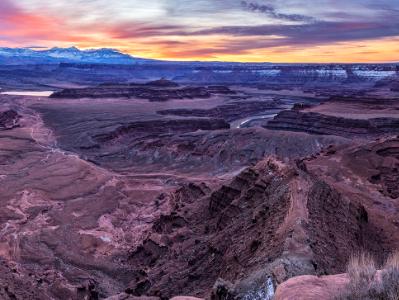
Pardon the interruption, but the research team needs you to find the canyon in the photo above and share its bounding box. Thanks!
[0,53,399,300]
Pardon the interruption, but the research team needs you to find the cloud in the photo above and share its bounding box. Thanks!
[193,19,399,48]
[0,0,22,24]
[0,0,101,46]
[109,24,186,39]
[2,0,399,62]
[241,1,314,22]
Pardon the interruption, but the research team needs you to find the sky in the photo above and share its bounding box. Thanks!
[1,0,399,62]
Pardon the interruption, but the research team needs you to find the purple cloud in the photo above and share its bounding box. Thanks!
[241,1,314,22]
[193,19,399,48]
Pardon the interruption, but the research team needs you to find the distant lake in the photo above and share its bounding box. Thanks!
[0,91,54,97]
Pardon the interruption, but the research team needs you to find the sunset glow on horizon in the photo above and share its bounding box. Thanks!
[1,0,399,63]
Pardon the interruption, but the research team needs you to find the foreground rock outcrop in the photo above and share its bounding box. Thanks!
[123,154,389,298]
[274,274,349,300]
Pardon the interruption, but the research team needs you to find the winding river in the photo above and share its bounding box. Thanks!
[0,91,54,97]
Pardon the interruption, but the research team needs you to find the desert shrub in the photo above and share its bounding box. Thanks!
[377,252,399,300]
[336,252,399,300]
[337,252,377,300]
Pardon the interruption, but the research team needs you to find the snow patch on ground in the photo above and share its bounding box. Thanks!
[353,70,396,78]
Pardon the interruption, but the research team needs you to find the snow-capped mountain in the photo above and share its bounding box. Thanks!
[0,47,150,65]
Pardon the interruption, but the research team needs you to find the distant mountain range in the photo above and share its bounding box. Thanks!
[2,47,397,67]
[0,47,153,65]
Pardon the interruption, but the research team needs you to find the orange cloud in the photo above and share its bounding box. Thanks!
[119,36,399,63]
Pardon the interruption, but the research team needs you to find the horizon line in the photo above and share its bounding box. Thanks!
[1,45,398,65]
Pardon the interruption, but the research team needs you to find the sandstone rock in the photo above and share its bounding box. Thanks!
[274,274,349,300]
[50,81,235,101]
[266,110,399,137]
[119,155,387,298]
[93,118,230,143]
[2,89,399,300]
[158,100,282,122]
[145,78,179,88]
[206,86,236,94]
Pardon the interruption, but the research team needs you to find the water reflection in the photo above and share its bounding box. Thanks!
[0,91,54,97]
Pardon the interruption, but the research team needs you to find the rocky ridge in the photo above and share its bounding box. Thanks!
[274,137,399,300]
[265,110,399,137]
[123,153,388,299]
[50,81,236,101]
[157,101,282,122]
[92,118,231,144]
